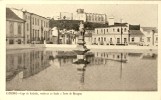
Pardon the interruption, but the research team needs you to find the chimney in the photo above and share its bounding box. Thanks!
[108,16,114,26]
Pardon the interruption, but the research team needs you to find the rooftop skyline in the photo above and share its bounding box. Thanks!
[6,4,158,27]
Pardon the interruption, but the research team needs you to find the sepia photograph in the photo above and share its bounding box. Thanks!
[5,4,158,91]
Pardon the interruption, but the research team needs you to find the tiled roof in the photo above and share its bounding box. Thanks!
[6,8,24,22]
[129,30,144,36]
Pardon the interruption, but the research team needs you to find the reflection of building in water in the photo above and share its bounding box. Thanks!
[46,51,128,66]
[87,52,128,65]
[6,49,51,81]
[140,52,157,59]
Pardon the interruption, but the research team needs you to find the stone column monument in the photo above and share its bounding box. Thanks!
[73,21,90,89]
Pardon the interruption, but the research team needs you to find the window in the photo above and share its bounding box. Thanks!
[101,16,104,21]
[117,38,120,44]
[104,37,106,41]
[17,39,21,44]
[117,28,120,32]
[140,37,142,42]
[110,38,112,42]
[18,23,21,35]
[98,16,100,21]
[38,19,39,26]
[33,29,34,40]
[113,28,115,32]
[106,29,108,32]
[98,37,100,41]
[92,15,94,21]
[124,38,127,43]
[38,30,39,39]
[9,39,14,44]
[89,16,91,20]
[156,37,158,42]
[33,17,34,25]
[97,30,98,34]
[9,22,14,35]
[124,28,127,32]
[27,23,29,31]
[147,37,151,42]
[104,29,105,34]
[132,37,134,42]
[113,55,115,58]
[95,16,97,21]
[35,30,37,39]
[41,20,43,26]
[86,15,89,21]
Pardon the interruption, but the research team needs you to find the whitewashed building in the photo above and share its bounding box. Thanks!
[141,27,158,46]
[92,23,129,45]
[73,9,107,24]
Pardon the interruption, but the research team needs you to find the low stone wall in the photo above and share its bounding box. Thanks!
[6,44,158,51]
[45,44,158,50]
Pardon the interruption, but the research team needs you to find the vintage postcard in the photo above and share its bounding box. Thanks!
[0,0,161,100]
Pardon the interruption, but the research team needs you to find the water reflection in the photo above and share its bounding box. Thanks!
[6,49,51,81]
[6,49,157,91]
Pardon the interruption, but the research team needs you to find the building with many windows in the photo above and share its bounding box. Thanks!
[9,8,50,44]
[92,22,129,45]
[73,9,107,24]
[6,8,25,45]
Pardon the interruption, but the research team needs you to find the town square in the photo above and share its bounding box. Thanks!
[5,4,158,91]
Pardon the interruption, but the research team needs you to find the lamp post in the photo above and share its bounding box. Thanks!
[152,30,155,46]
[120,19,123,45]
[128,30,130,45]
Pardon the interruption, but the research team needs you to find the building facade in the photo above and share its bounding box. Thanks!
[9,8,50,44]
[73,9,107,24]
[6,8,25,45]
[141,27,158,46]
[92,23,129,45]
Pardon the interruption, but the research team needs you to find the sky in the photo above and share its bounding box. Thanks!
[6,4,158,27]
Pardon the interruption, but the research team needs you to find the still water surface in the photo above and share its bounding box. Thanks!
[6,48,157,91]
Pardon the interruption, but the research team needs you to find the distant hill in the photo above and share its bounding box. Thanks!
[49,19,108,30]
